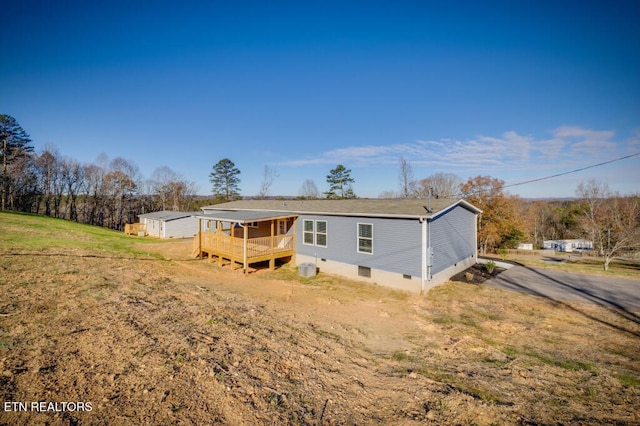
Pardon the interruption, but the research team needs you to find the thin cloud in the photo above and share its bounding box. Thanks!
[280,126,621,170]
[280,143,416,167]
[552,126,616,156]
[624,128,640,152]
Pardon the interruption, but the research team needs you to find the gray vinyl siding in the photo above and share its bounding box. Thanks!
[163,216,199,238]
[143,216,198,238]
[429,205,476,274]
[296,215,422,277]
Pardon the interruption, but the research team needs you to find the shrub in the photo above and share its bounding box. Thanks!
[485,260,496,274]
[497,248,509,260]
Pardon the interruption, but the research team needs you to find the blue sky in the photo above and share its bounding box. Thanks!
[2,0,639,198]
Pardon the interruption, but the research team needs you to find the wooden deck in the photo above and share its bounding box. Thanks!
[193,232,295,271]
[124,223,147,236]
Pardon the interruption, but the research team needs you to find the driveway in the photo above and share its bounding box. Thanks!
[485,265,640,313]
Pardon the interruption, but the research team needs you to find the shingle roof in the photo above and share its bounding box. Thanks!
[201,198,480,219]
[138,211,199,221]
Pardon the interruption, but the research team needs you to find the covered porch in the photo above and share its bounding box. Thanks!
[193,210,297,273]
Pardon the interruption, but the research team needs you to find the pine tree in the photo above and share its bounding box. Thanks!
[1,114,34,210]
[209,158,241,202]
[325,164,356,199]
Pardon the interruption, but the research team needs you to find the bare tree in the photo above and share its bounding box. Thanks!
[6,153,38,212]
[60,157,83,221]
[149,167,183,210]
[576,180,640,270]
[415,172,461,199]
[148,166,198,212]
[35,146,62,217]
[575,179,609,253]
[398,157,415,198]
[257,165,278,199]
[378,190,399,199]
[106,157,140,230]
[299,179,320,199]
[80,163,106,226]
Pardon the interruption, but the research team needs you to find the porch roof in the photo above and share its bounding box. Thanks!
[138,210,199,221]
[196,210,296,224]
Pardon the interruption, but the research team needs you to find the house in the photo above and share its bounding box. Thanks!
[194,198,481,293]
[543,239,593,253]
[138,211,200,239]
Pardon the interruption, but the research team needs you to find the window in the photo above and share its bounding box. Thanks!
[357,223,373,254]
[278,219,287,235]
[303,220,314,245]
[315,220,327,247]
[303,219,327,247]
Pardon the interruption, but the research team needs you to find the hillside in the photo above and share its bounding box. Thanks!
[0,212,639,425]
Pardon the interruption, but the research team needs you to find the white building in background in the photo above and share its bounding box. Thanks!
[138,211,200,239]
[543,239,593,252]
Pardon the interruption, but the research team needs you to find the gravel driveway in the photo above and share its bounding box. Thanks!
[485,265,640,313]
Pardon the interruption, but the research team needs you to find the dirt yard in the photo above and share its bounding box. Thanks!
[1,218,639,425]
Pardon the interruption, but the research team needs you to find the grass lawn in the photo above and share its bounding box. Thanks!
[1,211,638,425]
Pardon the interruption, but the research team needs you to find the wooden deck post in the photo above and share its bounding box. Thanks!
[229,222,235,270]
[217,221,223,266]
[291,216,297,264]
[269,219,275,270]
[243,223,248,274]
[198,219,202,260]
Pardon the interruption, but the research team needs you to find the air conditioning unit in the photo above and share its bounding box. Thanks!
[298,263,317,278]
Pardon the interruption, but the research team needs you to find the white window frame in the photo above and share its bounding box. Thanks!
[303,219,315,246]
[357,223,373,254]
[302,219,327,247]
[315,220,327,248]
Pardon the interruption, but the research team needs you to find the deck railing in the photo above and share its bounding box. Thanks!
[195,232,294,260]
[124,223,147,236]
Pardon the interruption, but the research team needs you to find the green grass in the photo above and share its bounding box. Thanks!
[614,371,640,387]
[0,211,165,258]
[505,253,640,280]
[526,350,598,373]
[416,367,508,405]
[501,346,518,357]
[392,351,409,361]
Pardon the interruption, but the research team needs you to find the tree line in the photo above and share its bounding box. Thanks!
[392,157,639,268]
[0,115,361,230]
[3,115,638,267]
[1,115,197,230]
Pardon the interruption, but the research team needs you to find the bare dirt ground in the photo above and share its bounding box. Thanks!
[1,236,639,425]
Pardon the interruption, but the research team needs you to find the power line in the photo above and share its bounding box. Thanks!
[503,151,640,190]
[446,151,640,199]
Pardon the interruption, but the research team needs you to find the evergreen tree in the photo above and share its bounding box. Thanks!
[209,158,241,201]
[325,164,356,199]
[1,114,34,210]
